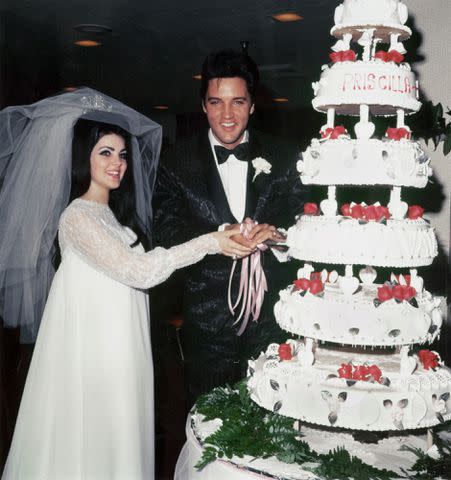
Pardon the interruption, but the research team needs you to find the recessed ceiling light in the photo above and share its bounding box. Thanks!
[74,40,101,47]
[63,86,78,92]
[192,74,202,80]
[74,24,112,34]
[272,12,303,22]
[273,97,289,103]
[154,105,169,110]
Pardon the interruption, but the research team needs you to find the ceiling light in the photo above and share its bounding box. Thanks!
[74,40,101,47]
[154,105,169,110]
[74,24,112,34]
[273,98,289,103]
[63,86,78,92]
[272,12,303,22]
[192,74,202,80]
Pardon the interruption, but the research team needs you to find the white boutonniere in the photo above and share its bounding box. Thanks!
[252,157,271,181]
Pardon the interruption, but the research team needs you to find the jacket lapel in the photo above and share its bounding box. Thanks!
[198,135,237,224]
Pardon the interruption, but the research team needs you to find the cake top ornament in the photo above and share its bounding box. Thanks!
[332,0,411,41]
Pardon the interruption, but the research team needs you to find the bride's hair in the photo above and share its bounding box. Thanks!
[70,119,149,249]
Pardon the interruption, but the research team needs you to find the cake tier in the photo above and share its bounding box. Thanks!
[286,216,437,267]
[299,138,431,187]
[331,0,411,42]
[274,282,442,347]
[312,61,420,116]
[248,345,451,431]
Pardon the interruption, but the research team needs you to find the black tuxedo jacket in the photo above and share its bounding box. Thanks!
[152,129,307,363]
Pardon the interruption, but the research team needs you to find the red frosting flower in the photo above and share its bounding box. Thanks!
[304,202,319,215]
[363,205,378,221]
[392,284,405,301]
[386,127,411,141]
[375,50,405,63]
[376,205,390,220]
[367,365,383,383]
[309,279,324,295]
[402,285,417,300]
[329,49,356,63]
[278,343,293,361]
[418,350,439,370]
[293,278,310,291]
[353,365,370,381]
[341,203,351,216]
[321,125,348,140]
[377,285,393,302]
[338,363,353,379]
[310,272,322,281]
[350,204,365,219]
[408,205,425,220]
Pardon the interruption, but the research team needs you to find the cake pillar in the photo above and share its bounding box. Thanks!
[396,109,405,128]
[354,104,375,139]
[320,185,338,216]
[388,186,408,219]
[327,108,335,128]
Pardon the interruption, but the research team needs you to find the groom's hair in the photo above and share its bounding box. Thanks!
[200,49,259,101]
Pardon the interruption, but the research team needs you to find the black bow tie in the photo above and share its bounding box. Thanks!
[214,143,249,165]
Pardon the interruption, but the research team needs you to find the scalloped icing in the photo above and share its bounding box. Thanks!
[312,61,421,116]
[299,138,431,187]
[286,216,438,268]
[247,346,451,431]
[274,283,442,347]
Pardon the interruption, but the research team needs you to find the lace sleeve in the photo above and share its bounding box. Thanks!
[59,204,220,289]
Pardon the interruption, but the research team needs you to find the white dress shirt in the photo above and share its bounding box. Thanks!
[209,129,249,223]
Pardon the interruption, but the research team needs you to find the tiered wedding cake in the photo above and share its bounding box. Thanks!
[247,0,451,433]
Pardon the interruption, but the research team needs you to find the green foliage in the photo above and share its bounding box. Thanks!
[194,382,398,479]
[413,101,451,156]
[400,428,451,480]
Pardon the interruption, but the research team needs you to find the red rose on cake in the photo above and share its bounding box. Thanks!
[402,285,417,301]
[304,202,319,215]
[418,350,440,370]
[408,205,425,220]
[293,278,310,291]
[377,285,393,302]
[363,205,378,221]
[350,203,365,219]
[337,363,353,379]
[376,205,390,220]
[309,279,324,295]
[278,343,293,361]
[341,203,351,217]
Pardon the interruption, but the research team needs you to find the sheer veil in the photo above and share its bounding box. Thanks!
[0,87,162,342]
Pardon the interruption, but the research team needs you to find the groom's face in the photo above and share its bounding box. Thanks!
[203,77,254,149]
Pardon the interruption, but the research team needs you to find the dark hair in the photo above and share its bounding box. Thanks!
[200,49,260,102]
[70,118,149,250]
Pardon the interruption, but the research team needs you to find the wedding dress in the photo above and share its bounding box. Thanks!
[2,198,220,480]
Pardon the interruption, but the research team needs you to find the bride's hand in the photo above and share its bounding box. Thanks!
[211,226,253,259]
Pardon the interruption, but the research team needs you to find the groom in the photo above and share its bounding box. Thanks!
[153,49,307,408]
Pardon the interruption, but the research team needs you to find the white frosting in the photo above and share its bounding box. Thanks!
[299,138,431,187]
[331,0,411,41]
[274,282,443,347]
[312,61,421,116]
[248,346,451,431]
[286,216,438,267]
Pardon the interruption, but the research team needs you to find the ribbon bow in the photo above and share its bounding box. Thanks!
[320,125,348,140]
[374,50,405,64]
[228,221,268,336]
[215,143,249,165]
[329,50,356,63]
[386,127,411,141]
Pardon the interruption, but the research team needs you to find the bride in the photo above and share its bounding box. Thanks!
[0,89,253,479]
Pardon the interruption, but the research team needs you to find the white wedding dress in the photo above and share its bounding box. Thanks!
[2,198,220,480]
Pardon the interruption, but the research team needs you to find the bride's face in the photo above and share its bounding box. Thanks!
[89,133,128,193]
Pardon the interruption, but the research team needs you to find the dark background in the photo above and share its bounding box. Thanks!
[0,1,449,478]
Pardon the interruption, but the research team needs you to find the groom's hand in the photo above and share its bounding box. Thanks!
[224,222,255,251]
